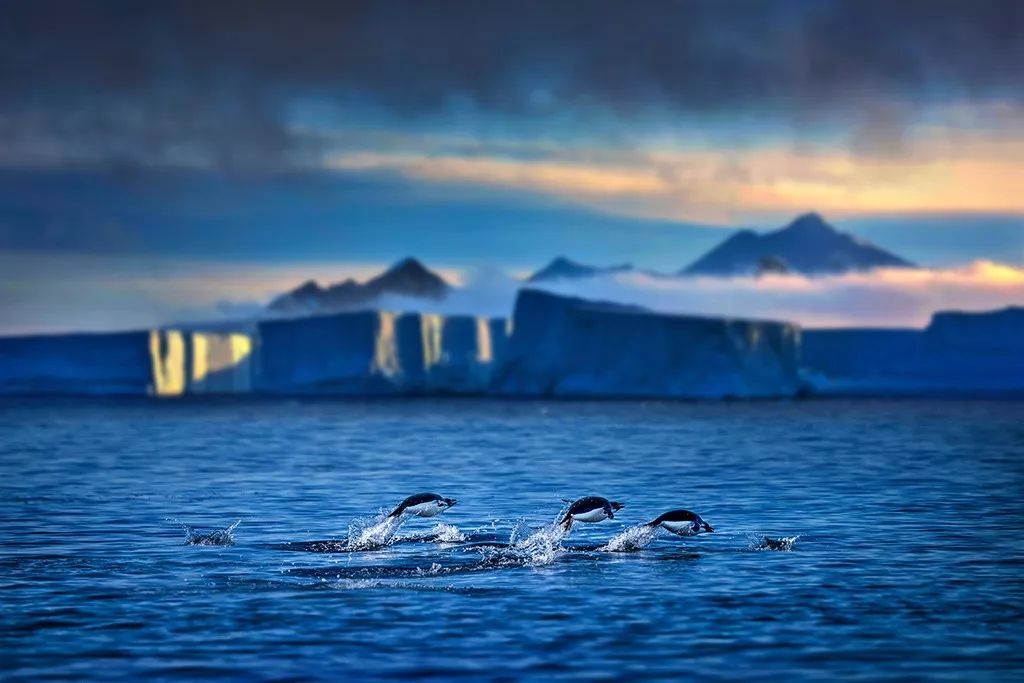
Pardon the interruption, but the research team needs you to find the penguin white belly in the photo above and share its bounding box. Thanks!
[661,520,697,535]
[406,501,443,517]
[573,508,609,523]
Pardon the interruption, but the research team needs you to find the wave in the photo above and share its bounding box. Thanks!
[272,522,470,553]
[274,524,806,588]
[287,523,568,584]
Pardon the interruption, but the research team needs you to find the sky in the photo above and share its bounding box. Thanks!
[0,0,1022,333]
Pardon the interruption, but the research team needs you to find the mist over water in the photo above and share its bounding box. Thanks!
[1,398,1023,680]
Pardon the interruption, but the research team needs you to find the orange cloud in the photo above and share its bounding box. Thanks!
[326,152,671,196]
[321,114,1024,223]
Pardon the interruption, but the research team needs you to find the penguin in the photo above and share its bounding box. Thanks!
[559,496,624,531]
[387,493,457,519]
[645,509,714,536]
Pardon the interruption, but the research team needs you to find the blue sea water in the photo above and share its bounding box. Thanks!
[1,398,1023,681]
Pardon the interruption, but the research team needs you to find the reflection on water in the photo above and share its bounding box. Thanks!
[1,398,1023,681]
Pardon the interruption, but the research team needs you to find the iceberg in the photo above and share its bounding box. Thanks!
[255,310,506,394]
[6,298,1016,399]
[0,330,154,395]
[0,328,254,396]
[493,289,802,398]
[802,306,1024,395]
[150,330,254,396]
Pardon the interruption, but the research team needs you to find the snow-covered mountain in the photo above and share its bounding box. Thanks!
[268,258,449,314]
[682,212,915,276]
[528,256,633,282]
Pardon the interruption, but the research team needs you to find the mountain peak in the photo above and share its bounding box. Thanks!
[383,257,431,277]
[529,256,633,282]
[370,258,448,293]
[682,212,914,276]
[291,280,323,296]
[785,212,832,234]
[269,258,449,314]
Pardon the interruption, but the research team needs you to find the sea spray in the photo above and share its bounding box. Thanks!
[396,522,467,544]
[346,513,404,550]
[181,520,241,546]
[498,523,567,566]
[747,534,800,551]
[429,523,467,543]
[601,524,658,552]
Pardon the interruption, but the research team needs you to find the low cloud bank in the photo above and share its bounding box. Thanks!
[3,252,1021,335]
[397,261,1024,329]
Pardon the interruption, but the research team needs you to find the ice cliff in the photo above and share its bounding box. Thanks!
[255,311,506,394]
[150,330,254,396]
[493,289,802,398]
[0,329,253,396]
[0,331,154,395]
[3,298,1019,399]
[802,306,1024,395]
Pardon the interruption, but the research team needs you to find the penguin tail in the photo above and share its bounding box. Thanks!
[387,506,404,519]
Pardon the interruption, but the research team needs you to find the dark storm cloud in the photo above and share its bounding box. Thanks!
[0,0,1021,170]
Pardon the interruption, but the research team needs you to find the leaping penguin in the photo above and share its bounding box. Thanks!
[387,493,457,519]
[559,496,624,531]
[645,509,714,536]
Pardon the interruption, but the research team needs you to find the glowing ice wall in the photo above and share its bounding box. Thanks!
[189,332,253,394]
[420,314,444,372]
[149,330,187,396]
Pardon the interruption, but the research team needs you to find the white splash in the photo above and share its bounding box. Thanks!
[504,523,567,566]
[601,524,658,552]
[396,522,467,544]
[415,563,445,577]
[346,513,404,550]
[430,523,467,544]
[747,534,800,551]
[181,519,240,546]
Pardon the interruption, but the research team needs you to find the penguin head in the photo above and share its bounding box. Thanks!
[694,516,714,533]
[440,497,457,509]
[605,501,624,519]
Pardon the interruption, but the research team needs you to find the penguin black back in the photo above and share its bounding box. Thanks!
[559,496,625,530]
[646,508,714,534]
[388,492,443,518]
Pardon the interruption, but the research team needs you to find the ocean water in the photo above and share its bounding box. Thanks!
[1,398,1022,681]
